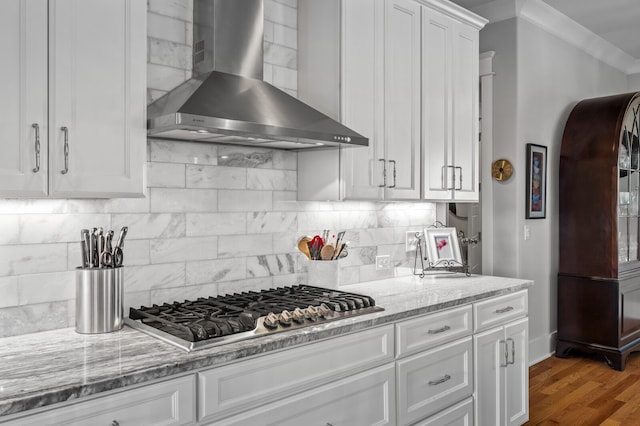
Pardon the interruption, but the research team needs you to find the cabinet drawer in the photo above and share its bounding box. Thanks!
[414,397,473,426]
[3,375,195,426]
[474,290,528,332]
[215,363,396,426]
[396,337,473,426]
[396,305,472,358]
[198,325,394,423]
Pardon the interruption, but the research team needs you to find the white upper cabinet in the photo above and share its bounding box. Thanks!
[298,0,485,202]
[0,0,146,198]
[422,6,481,201]
[383,0,422,200]
[49,0,146,198]
[341,0,420,201]
[340,0,385,200]
[0,0,48,197]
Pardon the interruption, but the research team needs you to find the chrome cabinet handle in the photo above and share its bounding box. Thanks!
[495,306,514,314]
[500,339,508,367]
[506,337,515,365]
[446,165,456,190]
[378,158,386,187]
[32,123,40,173]
[427,325,451,334]
[388,159,397,188]
[428,374,451,385]
[60,126,69,174]
[455,166,463,190]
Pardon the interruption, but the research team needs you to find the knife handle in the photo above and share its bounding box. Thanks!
[80,229,90,268]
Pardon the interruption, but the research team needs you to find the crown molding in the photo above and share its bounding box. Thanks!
[469,0,639,75]
[418,0,489,29]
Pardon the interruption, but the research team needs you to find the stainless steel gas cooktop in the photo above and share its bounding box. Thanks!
[124,285,384,352]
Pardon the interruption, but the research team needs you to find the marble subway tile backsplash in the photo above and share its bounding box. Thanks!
[0,141,436,337]
[0,0,437,338]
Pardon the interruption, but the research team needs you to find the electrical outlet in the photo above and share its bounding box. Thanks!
[406,230,421,252]
[375,254,391,270]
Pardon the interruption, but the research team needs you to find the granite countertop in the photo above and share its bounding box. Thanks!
[0,274,532,419]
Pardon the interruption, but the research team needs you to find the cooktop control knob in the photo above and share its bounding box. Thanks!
[263,312,280,329]
[305,306,319,321]
[279,310,292,326]
[292,308,306,324]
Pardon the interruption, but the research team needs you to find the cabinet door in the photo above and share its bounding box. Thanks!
[474,318,528,426]
[451,20,479,201]
[505,318,529,426]
[384,0,421,200]
[473,326,503,426]
[341,0,385,200]
[49,0,145,198]
[215,364,396,426]
[421,7,454,201]
[0,0,48,197]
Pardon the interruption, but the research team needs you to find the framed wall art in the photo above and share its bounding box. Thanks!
[424,227,462,267]
[526,143,547,219]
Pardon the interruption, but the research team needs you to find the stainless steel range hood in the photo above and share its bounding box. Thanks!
[147,0,368,150]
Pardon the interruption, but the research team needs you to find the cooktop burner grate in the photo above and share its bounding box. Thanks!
[125,285,383,351]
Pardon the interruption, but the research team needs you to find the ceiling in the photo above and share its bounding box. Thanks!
[450,0,640,62]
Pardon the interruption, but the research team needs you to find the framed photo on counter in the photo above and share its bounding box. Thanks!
[424,227,462,267]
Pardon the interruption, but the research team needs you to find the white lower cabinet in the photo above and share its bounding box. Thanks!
[2,375,195,426]
[213,363,396,426]
[473,292,529,426]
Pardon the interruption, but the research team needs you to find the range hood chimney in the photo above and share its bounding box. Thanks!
[147,0,368,150]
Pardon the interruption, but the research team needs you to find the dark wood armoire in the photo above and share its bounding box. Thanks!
[558,92,640,370]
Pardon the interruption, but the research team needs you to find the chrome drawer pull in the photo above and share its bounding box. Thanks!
[427,325,451,334]
[32,123,41,173]
[495,306,514,314]
[60,126,69,174]
[428,374,451,386]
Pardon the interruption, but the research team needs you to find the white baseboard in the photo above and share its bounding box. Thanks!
[529,331,557,366]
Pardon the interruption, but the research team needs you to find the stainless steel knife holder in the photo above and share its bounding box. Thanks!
[75,267,123,334]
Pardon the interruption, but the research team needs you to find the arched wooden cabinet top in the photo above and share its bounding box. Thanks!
[560,92,640,279]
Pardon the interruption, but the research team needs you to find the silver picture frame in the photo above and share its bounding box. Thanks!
[423,227,463,267]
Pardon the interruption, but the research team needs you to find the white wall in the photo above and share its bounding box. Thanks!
[480,17,629,363]
[630,74,640,91]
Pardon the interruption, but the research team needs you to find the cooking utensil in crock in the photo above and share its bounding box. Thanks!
[297,236,312,259]
[320,244,335,260]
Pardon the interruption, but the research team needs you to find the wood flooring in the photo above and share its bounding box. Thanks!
[526,352,640,425]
